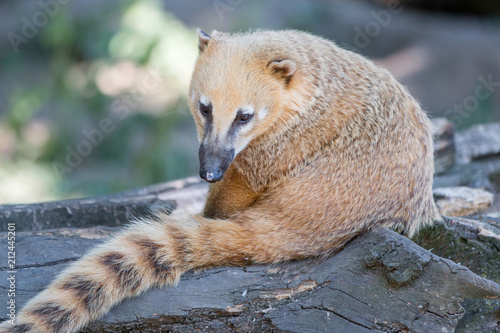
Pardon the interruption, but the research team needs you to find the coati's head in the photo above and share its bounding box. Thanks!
[189,30,298,183]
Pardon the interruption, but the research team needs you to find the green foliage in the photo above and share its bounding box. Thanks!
[0,0,198,203]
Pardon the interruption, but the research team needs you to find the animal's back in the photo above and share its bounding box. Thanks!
[230,30,439,252]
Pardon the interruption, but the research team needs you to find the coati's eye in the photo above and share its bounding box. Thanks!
[199,103,212,116]
[238,113,253,124]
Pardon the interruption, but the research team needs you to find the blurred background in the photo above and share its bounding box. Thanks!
[0,0,499,204]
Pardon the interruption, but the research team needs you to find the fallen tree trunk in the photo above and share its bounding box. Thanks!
[1,220,499,332]
[416,215,500,332]
[0,177,206,232]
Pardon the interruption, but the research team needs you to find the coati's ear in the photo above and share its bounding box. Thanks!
[268,59,297,84]
[197,29,212,53]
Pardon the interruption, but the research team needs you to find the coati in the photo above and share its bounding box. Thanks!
[1,29,440,333]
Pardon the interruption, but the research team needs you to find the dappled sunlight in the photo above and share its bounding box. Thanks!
[108,0,197,88]
[0,0,200,203]
[102,0,198,114]
[0,118,55,204]
[95,61,143,96]
[148,19,197,88]
[22,120,50,145]
[94,61,181,115]
[21,120,51,159]
[0,123,16,157]
[0,160,59,204]
[64,63,92,95]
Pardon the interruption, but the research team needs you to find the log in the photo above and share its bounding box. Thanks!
[416,215,500,332]
[455,122,500,164]
[0,177,207,232]
[1,219,499,332]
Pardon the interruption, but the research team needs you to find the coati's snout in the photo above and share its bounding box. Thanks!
[199,143,235,182]
[190,29,298,183]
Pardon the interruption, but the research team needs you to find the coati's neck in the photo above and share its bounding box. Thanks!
[233,61,344,192]
[233,109,335,192]
[232,42,347,192]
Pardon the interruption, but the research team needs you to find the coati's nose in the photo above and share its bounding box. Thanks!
[199,167,224,183]
[198,143,235,183]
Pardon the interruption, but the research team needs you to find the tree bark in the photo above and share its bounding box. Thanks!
[1,218,499,332]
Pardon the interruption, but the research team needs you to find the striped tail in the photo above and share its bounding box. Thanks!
[0,212,260,333]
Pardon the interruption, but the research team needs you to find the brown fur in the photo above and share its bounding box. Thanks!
[0,30,440,333]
